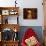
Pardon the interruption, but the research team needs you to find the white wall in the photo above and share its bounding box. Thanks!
[0,0,44,26]
[18,0,44,26]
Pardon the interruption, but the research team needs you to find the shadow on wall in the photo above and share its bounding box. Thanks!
[18,26,44,45]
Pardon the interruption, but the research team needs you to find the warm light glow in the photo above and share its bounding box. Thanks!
[0,15,1,17]
[0,32,1,41]
[14,28,17,32]
[0,15,1,20]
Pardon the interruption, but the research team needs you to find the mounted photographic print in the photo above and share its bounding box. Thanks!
[2,10,9,15]
[23,8,37,19]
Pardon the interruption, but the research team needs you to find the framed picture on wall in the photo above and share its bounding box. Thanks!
[23,8,37,19]
[2,10,9,15]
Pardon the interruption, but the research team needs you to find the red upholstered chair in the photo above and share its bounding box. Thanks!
[21,28,41,46]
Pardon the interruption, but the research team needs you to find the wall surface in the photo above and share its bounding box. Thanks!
[0,0,44,26]
[18,0,44,26]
